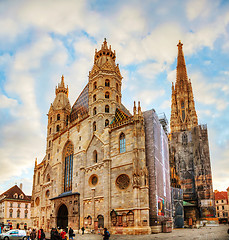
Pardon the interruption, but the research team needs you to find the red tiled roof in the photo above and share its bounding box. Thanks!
[214,191,228,200]
[0,185,31,201]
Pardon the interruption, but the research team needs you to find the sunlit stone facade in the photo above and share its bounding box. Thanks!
[31,39,172,235]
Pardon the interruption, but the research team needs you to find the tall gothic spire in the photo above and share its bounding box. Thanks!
[170,41,198,133]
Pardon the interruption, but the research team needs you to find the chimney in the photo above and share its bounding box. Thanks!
[19,183,23,191]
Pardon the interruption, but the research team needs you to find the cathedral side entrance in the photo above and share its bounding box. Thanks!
[57,204,68,230]
[50,192,80,231]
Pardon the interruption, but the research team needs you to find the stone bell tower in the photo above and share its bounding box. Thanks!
[169,41,214,225]
[88,38,123,135]
[46,75,71,162]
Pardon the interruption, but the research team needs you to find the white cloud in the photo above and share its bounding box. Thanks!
[137,89,165,106]
[0,95,17,108]
[137,62,166,79]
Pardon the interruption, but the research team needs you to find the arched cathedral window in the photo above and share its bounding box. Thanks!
[63,142,74,192]
[105,79,110,87]
[119,133,126,153]
[94,81,97,89]
[93,107,97,115]
[56,125,60,132]
[93,150,98,163]
[105,119,109,127]
[105,105,109,113]
[93,121,96,131]
[182,132,188,145]
[57,114,60,121]
[105,92,110,99]
[181,101,185,121]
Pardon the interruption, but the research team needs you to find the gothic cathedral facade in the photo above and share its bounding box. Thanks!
[31,40,172,235]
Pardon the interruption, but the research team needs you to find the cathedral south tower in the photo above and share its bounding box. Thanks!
[170,40,198,133]
[169,41,215,226]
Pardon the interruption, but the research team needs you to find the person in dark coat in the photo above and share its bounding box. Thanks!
[81,227,84,235]
[30,229,36,240]
[68,227,74,240]
[103,228,110,240]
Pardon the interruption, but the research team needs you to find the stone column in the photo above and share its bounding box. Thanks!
[91,188,95,231]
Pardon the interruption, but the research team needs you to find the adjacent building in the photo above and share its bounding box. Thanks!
[31,39,172,235]
[0,185,32,229]
[214,189,229,223]
[169,41,215,226]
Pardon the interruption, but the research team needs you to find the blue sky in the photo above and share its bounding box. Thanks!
[0,0,229,194]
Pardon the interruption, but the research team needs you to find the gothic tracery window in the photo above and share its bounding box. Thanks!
[116,174,130,190]
[63,142,74,192]
[119,133,126,153]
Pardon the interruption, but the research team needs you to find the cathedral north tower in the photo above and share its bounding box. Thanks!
[88,39,123,134]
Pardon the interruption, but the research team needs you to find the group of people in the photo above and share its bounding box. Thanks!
[25,226,110,240]
[26,228,45,240]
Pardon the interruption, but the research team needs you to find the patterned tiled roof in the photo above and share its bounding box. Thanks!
[70,84,89,122]
[111,108,130,124]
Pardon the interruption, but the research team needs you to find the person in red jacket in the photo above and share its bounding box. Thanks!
[60,229,66,240]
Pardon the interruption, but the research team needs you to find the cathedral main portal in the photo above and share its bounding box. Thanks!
[57,204,68,230]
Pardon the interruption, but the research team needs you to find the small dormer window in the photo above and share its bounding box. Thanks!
[19,194,24,199]
[13,193,18,198]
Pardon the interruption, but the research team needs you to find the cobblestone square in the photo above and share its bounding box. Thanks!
[72,225,229,240]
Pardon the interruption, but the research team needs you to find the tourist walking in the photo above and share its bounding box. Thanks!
[103,228,110,240]
[30,229,36,240]
[81,227,84,235]
[68,227,74,240]
[60,229,66,240]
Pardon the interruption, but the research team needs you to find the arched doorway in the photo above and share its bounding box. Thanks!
[97,215,104,228]
[57,204,68,230]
